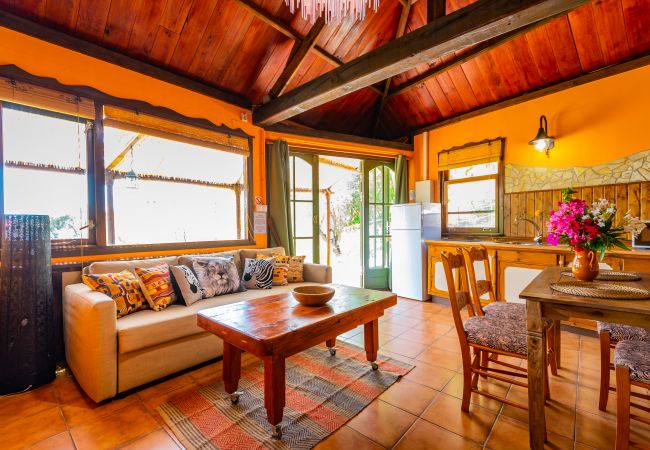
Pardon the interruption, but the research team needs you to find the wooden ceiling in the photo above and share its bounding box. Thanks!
[1,0,649,140]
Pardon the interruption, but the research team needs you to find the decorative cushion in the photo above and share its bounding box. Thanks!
[82,271,148,318]
[242,257,275,289]
[192,257,242,298]
[463,316,527,356]
[169,265,203,306]
[134,264,176,311]
[484,302,553,327]
[257,253,288,286]
[178,250,242,276]
[614,340,650,383]
[275,255,305,282]
[597,322,650,342]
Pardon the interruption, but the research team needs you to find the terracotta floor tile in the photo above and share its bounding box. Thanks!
[393,418,482,450]
[314,426,386,450]
[486,414,574,450]
[347,399,417,448]
[27,431,75,450]
[403,361,456,390]
[575,410,617,448]
[442,373,506,413]
[383,314,421,328]
[398,328,447,345]
[348,331,393,348]
[339,326,363,339]
[62,393,141,428]
[415,347,463,372]
[70,402,160,450]
[119,429,180,450]
[379,337,429,359]
[0,406,66,450]
[428,335,462,354]
[378,379,438,416]
[377,348,415,365]
[0,384,58,423]
[502,385,576,439]
[140,380,201,413]
[377,321,411,337]
[421,392,497,444]
[136,373,194,399]
[53,376,86,405]
[188,360,224,386]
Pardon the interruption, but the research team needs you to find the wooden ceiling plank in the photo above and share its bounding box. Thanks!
[148,26,181,65]
[544,16,582,78]
[412,49,650,136]
[167,0,220,72]
[567,5,605,72]
[254,0,592,127]
[591,0,632,64]
[621,0,650,54]
[45,0,80,30]
[75,0,112,41]
[446,65,478,110]
[127,0,169,58]
[102,0,143,49]
[160,0,195,34]
[0,9,251,108]
[427,0,446,23]
[524,25,562,84]
[269,16,326,98]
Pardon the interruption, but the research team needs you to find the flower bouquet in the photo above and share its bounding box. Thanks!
[545,188,646,281]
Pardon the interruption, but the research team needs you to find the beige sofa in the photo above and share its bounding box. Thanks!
[63,247,332,403]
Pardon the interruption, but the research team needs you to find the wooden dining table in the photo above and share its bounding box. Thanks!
[520,266,650,450]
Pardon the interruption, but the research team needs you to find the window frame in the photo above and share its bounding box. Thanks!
[0,101,98,248]
[441,159,504,237]
[0,69,256,258]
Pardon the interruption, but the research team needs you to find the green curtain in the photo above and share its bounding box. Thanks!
[394,155,408,204]
[266,140,295,255]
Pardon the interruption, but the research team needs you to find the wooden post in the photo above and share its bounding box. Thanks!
[105,177,115,245]
[326,190,331,266]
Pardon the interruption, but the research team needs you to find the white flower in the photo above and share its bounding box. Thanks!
[597,220,606,228]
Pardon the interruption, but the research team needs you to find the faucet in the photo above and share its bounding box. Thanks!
[515,216,543,245]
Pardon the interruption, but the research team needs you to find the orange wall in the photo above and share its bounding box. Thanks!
[410,63,650,199]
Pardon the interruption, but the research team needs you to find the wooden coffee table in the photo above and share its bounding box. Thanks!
[197,284,397,439]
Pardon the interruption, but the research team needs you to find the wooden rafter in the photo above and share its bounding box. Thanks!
[105,134,146,170]
[427,0,447,23]
[269,16,326,99]
[233,0,384,96]
[372,0,416,136]
[106,170,243,190]
[253,0,591,127]
[386,25,539,100]
[318,156,358,172]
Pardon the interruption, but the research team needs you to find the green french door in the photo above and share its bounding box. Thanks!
[289,153,320,263]
[362,161,395,289]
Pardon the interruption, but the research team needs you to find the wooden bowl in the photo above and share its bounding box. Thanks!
[292,286,335,306]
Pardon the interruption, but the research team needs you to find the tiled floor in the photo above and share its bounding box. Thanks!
[3,297,650,449]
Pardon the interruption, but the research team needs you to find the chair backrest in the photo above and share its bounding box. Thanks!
[463,245,497,316]
[440,249,476,345]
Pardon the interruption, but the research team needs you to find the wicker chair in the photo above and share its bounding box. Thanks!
[613,340,650,449]
[462,245,558,376]
[598,322,650,410]
[440,249,551,412]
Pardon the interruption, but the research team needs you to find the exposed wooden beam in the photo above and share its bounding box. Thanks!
[269,16,326,99]
[265,123,413,151]
[386,26,534,99]
[233,0,383,96]
[372,0,414,136]
[0,11,251,109]
[410,50,650,135]
[253,0,590,126]
[427,0,447,23]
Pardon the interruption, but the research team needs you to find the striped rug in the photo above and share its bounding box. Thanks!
[158,342,413,449]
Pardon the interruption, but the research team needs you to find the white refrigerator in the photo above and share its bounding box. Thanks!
[390,203,442,301]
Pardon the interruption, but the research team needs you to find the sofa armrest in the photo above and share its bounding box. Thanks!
[303,263,333,284]
[63,284,118,402]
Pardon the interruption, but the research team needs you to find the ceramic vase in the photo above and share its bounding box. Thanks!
[572,247,599,282]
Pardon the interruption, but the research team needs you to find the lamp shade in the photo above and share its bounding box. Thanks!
[529,115,555,155]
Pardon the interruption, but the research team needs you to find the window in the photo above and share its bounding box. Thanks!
[1,103,92,242]
[367,165,394,268]
[103,126,248,246]
[440,139,503,235]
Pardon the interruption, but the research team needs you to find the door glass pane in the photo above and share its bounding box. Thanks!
[384,205,391,235]
[294,202,313,237]
[295,238,313,263]
[369,237,376,268]
[369,205,375,237]
[369,168,375,203]
[374,205,383,236]
[374,168,383,203]
[387,169,395,203]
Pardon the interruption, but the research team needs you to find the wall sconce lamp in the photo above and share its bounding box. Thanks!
[529,115,555,157]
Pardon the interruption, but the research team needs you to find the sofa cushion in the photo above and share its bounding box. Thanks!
[116,282,320,354]
[179,250,242,275]
[88,257,179,276]
[240,246,285,262]
[82,271,149,318]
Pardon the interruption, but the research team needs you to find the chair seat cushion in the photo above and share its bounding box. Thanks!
[614,340,650,383]
[116,282,320,354]
[484,302,552,327]
[463,316,527,356]
[597,322,650,342]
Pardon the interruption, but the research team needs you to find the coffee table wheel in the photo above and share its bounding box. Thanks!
[272,424,282,440]
[371,362,379,371]
[329,347,336,356]
[229,392,241,404]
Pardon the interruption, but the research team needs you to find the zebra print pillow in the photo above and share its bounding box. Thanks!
[242,257,275,290]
